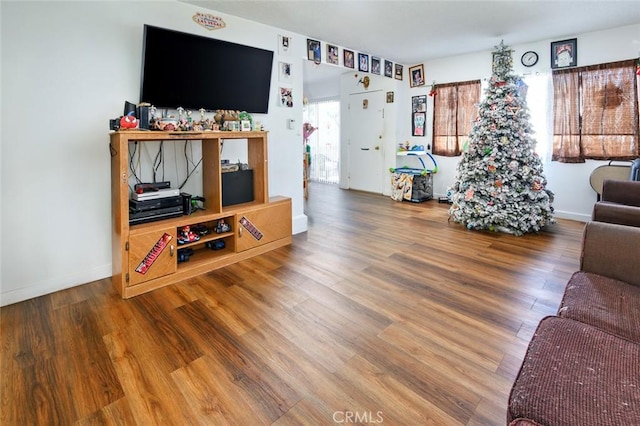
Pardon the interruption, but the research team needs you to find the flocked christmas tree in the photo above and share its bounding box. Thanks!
[448,41,555,235]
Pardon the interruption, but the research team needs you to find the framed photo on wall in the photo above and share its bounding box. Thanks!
[395,64,403,80]
[371,57,381,75]
[278,34,292,56]
[307,38,321,62]
[344,49,355,69]
[279,61,292,81]
[409,64,425,87]
[358,53,369,72]
[551,38,577,69]
[412,112,426,136]
[384,60,393,78]
[412,95,427,113]
[386,91,394,103]
[327,44,339,65]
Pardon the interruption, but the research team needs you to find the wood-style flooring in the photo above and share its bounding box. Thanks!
[1,182,585,425]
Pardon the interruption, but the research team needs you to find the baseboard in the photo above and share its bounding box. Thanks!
[0,264,112,307]
[553,210,590,222]
[293,213,308,234]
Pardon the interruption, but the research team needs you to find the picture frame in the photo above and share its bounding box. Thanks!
[551,38,577,69]
[307,38,321,62]
[412,112,426,137]
[371,57,381,75]
[279,87,293,108]
[384,60,393,78]
[394,64,403,80]
[240,120,251,131]
[327,44,339,65]
[358,53,369,72]
[412,95,427,113]
[409,64,425,88]
[278,34,291,56]
[344,49,355,69]
[279,61,292,81]
[386,91,394,103]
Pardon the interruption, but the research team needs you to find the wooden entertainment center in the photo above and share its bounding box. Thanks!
[110,130,292,298]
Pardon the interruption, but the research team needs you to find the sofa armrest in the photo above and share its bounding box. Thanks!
[592,202,640,227]
[601,179,640,207]
[581,221,640,287]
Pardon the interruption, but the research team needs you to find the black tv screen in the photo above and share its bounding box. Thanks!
[140,25,274,113]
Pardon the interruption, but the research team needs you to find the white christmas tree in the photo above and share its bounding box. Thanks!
[448,41,555,235]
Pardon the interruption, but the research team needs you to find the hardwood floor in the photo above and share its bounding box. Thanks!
[1,182,585,425]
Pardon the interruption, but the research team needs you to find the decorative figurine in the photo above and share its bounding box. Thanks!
[215,219,231,234]
[119,111,138,129]
[178,225,200,244]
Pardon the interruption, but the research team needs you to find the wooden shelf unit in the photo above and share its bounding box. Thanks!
[110,130,292,298]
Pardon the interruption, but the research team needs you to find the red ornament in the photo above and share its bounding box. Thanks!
[120,113,138,129]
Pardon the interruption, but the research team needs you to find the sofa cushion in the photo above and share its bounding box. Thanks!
[592,202,640,227]
[559,271,640,343]
[508,316,640,425]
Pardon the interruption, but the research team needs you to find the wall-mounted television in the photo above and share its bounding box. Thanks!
[140,25,274,113]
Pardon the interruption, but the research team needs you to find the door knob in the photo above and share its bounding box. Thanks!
[375,146,380,150]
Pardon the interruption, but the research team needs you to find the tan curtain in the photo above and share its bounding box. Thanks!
[457,81,481,147]
[581,61,638,159]
[552,59,638,163]
[432,80,480,156]
[552,69,582,162]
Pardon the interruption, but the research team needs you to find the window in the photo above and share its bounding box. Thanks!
[302,100,340,184]
[522,73,553,162]
[432,80,481,156]
[552,59,639,163]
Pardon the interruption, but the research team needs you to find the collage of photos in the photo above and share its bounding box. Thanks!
[304,37,403,82]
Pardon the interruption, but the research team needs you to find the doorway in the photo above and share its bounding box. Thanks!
[303,100,340,184]
[347,90,384,193]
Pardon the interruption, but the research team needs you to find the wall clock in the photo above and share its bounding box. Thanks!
[521,51,539,67]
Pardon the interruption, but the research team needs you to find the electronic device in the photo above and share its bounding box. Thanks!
[128,206,183,225]
[129,196,182,213]
[140,25,274,113]
[132,188,180,201]
[134,181,171,193]
[222,170,254,206]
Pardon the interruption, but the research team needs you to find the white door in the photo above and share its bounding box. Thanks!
[348,90,384,193]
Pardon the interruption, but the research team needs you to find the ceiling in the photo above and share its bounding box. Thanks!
[182,0,640,66]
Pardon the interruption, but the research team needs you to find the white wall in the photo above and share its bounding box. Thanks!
[0,1,307,306]
[418,24,640,221]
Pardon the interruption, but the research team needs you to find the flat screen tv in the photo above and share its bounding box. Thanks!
[140,25,274,113]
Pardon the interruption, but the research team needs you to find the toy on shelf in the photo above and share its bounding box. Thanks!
[177,225,200,245]
[215,219,232,234]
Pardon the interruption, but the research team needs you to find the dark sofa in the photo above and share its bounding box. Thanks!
[507,221,640,425]
[592,179,640,227]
